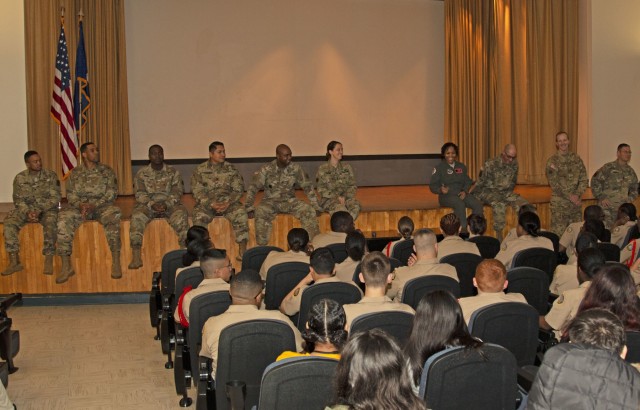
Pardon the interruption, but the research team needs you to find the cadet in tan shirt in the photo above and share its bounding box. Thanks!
[610,203,637,247]
[311,211,354,250]
[495,211,554,269]
[388,228,458,302]
[559,205,604,263]
[260,228,310,280]
[436,213,481,261]
[335,231,366,283]
[549,232,599,295]
[458,259,527,324]
[342,251,414,330]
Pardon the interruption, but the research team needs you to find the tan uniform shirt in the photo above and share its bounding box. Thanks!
[343,295,415,331]
[559,221,583,264]
[388,258,458,302]
[458,291,528,324]
[175,278,230,323]
[280,276,346,316]
[502,228,518,246]
[495,235,554,269]
[549,263,579,296]
[437,236,481,261]
[545,281,591,338]
[335,257,360,283]
[259,250,310,280]
[175,261,200,280]
[621,239,639,267]
[311,231,347,249]
[611,221,636,248]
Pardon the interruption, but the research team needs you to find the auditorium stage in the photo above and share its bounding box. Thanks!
[0,185,622,296]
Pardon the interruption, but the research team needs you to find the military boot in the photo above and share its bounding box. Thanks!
[57,255,75,284]
[43,255,54,275]
[128,247,143,269]
[236,240,247,262]
[1,253,23,276]
[111,251,122,279]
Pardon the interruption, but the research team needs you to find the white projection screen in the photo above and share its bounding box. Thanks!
[125,0,444,160]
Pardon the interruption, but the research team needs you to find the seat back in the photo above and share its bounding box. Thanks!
[188,291,232,375]
[401,275,461,309]
[325,242,348,264]
[468,236,501,259]
[349,311,414,347]
[391,239,414,266]
[512,247,557,283]
[216,320,296,410]
[625,331,640,363]
[538,231,560,253]
[418,344,518,410]
[440,253,483,298]
[469,302,539,367]
[264,262,310,310]
[173,266,204,314]
[242,246,284,272]
[297,282,362,331]
[257,356,338,410]
[352,258,402,293]
[597,242,621,262]
[161,249,188,295]
[506,267,550,315]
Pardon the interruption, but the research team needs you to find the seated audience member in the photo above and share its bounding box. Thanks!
[559,205,605,263]
[342,251,414,330]
[387,229,458,302]
[280,247,348,316]
[384,216,414,257]
[540,248,606,339]
[326,329,426,410]
[611,203,637,247]
[458,259,527,324]
[404,290,482,393]
[175,248,233,325]
[259,228,310,280]
[200,269,302,377]
[495,211,554,269]
[335,231,367,283]
[176,227,214,279]
[311,211,354,249]
[277,299,347,361]
[620,225,640,267]
[436,213,481,261]
[528,309,640,410]
[549,232,598,295]
[467,213,488,238]
[501,203,538,245]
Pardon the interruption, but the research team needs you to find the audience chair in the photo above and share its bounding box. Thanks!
[625,331,640,364]
[0,294,21,377]
[391,239,414,266]
[597,242,621,262]
[506,267,550,315]
[468,236,501,259]
[296,282,362,332]
[325,243,348,264]
[439,253,483,298]
[401,275,460,310]
[349,311,414,347]
[173,267,204,316]
[264,262,310,310]
[242,246,284,272]
[150,249,187,336]
[351,257,402,293]
[538,231,560,253]
[256,356,338,410]
[511,248,557,284]
[622,225,640,248]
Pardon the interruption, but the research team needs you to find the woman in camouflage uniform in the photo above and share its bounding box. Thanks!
[315,141,361,220]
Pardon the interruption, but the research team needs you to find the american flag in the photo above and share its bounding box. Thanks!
[50,19,78,177]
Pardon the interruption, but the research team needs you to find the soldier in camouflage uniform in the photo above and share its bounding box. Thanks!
[128,145,188,269]
[472,144,528,241]
[191,141,248,260]
[315,140,361,220]
[245,144,322,245]
[591,143,638,228]
[545,132,588,236]
[2,151,60,277]
[56,142,122,283]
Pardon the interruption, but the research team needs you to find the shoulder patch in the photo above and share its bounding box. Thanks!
[501,243,508,251]
[432,168,437,175]
[293,288,300,297]
[566,226,573,233]
[628,243,634,251]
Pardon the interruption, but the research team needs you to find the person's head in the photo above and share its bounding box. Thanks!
[405,291,482,385]
[440,142,459,164]
[501,144,517,164]
[24,150,42,172]
[467,214,487,236]
[330,211,355,233]
[577,247,606,283]
[473,259,508,293]
[518,204,538,217]
[555,131,570,153]
[80,142,99,163]
[568,308,627,357]
[208,141,226,164]
[584,205,605,222]
[583,218,606,242]
[618,203,638,222]
[575,232,599,254]
[148,144,164,166]
[517,211,541,237]
[184,237,214,266]
[229,269,264,307]
[617,143,632,164]
[287,228,309,252]
[275,144,292,168]
[440,213,461,236]
[359,251,392,288]
[345,231,366,262]
[310,247,335,278]
[397,216,415,239]
[186,225,211,246]
[302,299,347,353]
[200,248,233,282]
[412,228,438,258]
[333,329,426,410]
[326,140,343,162]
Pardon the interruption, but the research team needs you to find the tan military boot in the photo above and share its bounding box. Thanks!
[1,253,24,276]
[128,247,143,269]
[57,255,75,284]
[236,240,247,262]
[111,251,122,279]
[43,255,54,275]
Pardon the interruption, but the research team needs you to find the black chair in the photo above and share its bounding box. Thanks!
[242,246,284,272]
[173,266,204,317]
[196,319,297,410]
[511,247,557,283]
[418,344,519,410]
[468,235,501,259]
[325,243,348,264]
[391,239,414,266]
[625,331,640,364]
[401,275,460,309]
[264,262,310,310]
[469,302,539,367]
[506,267,550,315]
[296,282,362,332]
[349,311,414,347]
[352,257,402,293]
[440,253,483,298]
[622,225,640,248]
[597,242,621,262]
[257,356,338,410]
[150,249,186,335]
[538,231,560,253]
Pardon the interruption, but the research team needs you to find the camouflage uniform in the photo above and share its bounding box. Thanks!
[545,152,588,236]
[57,163,121,255]
[130,164,188,247]
[315,161,361,220]
[191,161,248,243]
[245,160,321,245]
[4,169,61,255]
[591,161,638,228]
[473,156,528,234]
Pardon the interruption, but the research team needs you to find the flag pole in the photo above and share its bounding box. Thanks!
[77,8,84,147]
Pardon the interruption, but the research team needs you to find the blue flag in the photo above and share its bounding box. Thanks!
[73,19,90,133]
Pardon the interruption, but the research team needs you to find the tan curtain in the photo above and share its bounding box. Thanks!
[445,0,579,184]
[24,0,133,195]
